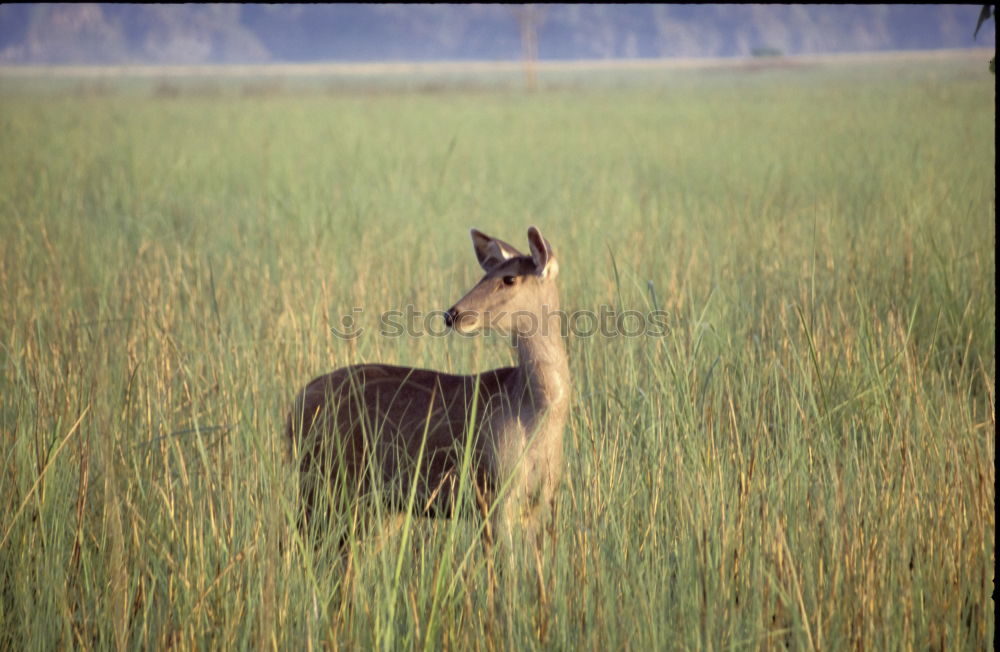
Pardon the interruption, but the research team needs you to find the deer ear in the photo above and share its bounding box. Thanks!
[527,226,558,279]
[471,229,523,271]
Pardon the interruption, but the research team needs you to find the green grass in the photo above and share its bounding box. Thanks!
[1,57,994,649]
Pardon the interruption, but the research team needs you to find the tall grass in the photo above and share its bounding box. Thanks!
[1,57,993,649]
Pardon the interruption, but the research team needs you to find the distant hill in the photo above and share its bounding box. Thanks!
[0,4,993,65]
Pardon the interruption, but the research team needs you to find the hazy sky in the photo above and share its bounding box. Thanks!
[0,4,993,64]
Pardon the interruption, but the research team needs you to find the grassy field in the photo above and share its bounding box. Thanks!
[0,54,994,649]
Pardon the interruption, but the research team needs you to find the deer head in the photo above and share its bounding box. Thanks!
[444,226,560,337]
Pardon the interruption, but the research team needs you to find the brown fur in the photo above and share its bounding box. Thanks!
[287,363,517,525]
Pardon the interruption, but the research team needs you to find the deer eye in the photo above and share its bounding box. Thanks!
[502,275,517,286]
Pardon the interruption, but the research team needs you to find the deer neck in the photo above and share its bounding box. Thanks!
[511,315,570,415]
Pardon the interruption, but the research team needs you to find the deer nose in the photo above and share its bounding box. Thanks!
[444,307,457,328]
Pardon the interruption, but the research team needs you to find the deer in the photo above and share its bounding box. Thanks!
[286,226,570,571]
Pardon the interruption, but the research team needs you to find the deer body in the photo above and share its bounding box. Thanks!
[287,227,569,557]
